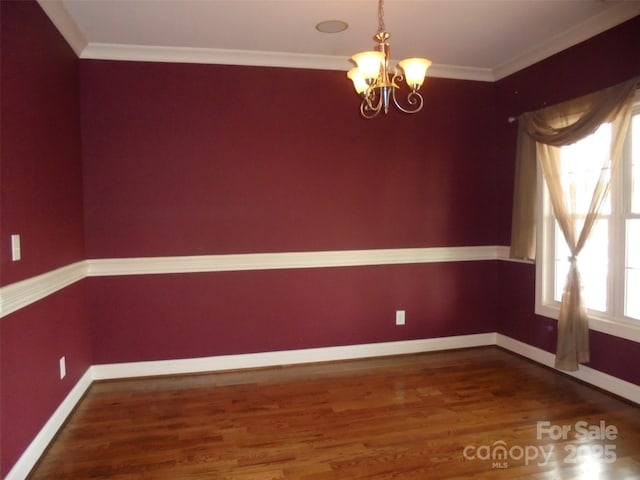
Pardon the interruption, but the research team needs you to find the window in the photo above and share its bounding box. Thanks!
[536,94,640,341]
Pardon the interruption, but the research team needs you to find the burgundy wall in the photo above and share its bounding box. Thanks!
[81,61,500,257]
[80,59,503,365]
[0,1,91,476]
[0,1,85,286]
[88,262,498,364]
[0,283,91,476]
[2,3,638,477]
[495,16,640,385]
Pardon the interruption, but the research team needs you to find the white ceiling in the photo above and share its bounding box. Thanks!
[39,0,640,81]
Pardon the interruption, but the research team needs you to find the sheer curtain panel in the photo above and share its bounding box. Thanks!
[509,76,639,371]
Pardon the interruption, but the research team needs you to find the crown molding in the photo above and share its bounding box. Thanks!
[80,43,353,72]
[37,0,87,56]
[428,64,494,83]
[493,3,640,80]
[80,43,495,82]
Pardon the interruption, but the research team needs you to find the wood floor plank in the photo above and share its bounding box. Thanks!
[28,347,640,479]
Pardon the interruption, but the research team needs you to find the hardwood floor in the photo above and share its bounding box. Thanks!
[28,347,640,479]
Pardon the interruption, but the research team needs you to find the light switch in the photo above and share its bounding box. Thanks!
[11,234,21,261]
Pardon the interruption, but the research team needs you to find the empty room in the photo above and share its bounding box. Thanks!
[1,1,640,478]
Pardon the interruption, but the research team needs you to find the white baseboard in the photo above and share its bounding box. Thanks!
[8,333,638,480]
[496,334,640,404]
[5,368,93,480]
[91,333,496,380]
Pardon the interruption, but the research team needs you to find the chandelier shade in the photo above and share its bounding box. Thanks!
[347,0,431,119]
[398,58,432,90]
[347,68,369,94]
[350,51,385,82]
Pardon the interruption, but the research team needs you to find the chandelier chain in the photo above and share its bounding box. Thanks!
[377,0,385,33]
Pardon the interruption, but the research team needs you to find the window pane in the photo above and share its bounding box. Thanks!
[554,223,571,302]
[581,220,608,312]
[560,123,612,215]
[632,114,639,213]
[626,219,640,320]
[626,269,640,320]
[628,219,640,269]
[553,220,608,312]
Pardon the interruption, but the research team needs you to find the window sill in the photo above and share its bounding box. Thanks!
[535,301,640,343]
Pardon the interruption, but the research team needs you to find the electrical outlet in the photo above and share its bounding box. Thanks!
[59,356,66,379]
[395,310,406,326]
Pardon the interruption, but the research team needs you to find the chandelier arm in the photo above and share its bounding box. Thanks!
[390,72,423,114]
[360,88,384,119]
[361,100,383,119]
[391,88,424,114]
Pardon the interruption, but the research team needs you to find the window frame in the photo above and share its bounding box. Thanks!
[535,95,640,344]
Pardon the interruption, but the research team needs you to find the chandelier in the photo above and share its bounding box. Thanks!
[347,0,432,119]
